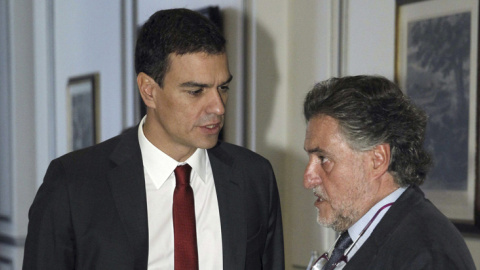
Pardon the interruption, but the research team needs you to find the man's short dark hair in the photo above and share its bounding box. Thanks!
[303,75,432,186]
[134,8,226,87]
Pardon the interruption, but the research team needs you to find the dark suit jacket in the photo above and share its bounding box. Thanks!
[23,127,284,270]
[345,185,475,270]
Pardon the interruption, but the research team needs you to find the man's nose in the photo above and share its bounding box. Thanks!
[304,161,321,189]
[206,89,226,115]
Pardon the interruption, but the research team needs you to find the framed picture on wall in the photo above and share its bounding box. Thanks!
[0,257,13,270]
[395,0,480,233]
[66,73,100,151]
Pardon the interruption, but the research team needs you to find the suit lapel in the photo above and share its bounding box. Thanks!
[345,186,421,269]
[107,127,149,269]
[208,143,246,270]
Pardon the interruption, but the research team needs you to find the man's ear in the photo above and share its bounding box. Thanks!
[371,143,391,178]
[137,72,158,109]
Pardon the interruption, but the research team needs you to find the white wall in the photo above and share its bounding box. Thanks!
[0,1,37,269]
[343,1,396,78]
[284,1,337,268]
[1,1,132,269]
[53,1,124,157]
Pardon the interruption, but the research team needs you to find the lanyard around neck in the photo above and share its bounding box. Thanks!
[343,202,394,258]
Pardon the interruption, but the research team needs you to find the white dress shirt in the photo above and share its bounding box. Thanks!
[138,117,223,269]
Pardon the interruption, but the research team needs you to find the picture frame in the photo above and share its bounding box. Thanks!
[0,256,13,270]
[66,73,100,151]
[395,0,480,234]
[197,6,223,33]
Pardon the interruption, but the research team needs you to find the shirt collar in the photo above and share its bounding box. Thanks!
[348,186,407,241]
[138,116,208,189]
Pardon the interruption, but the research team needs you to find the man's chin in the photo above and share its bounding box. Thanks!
[317,215,333,229]
[196,137,220,150]
[317,214,351,232]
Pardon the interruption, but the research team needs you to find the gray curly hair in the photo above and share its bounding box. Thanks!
[303,75,432,186]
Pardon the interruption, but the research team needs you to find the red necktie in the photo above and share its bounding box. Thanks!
[173,164,199,270]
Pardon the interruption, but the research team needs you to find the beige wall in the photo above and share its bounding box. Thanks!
[249,1,338,267]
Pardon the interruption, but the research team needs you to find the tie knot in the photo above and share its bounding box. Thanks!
[335,231,352,251]
[174,164,192,185]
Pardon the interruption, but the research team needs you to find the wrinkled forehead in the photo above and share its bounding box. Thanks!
[304,115,342,148]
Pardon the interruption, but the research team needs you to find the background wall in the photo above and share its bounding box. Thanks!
[0,2,36,268]
[53,1,124,156]
[1,0,479,269]
[0,1,131,269]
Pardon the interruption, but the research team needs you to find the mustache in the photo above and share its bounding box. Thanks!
[313,187,328,201]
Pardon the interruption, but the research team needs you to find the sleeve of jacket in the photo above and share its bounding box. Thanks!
[386,245,476,270]
[408,248,476,270]
[262,161,285,270]
[23,159,76,270]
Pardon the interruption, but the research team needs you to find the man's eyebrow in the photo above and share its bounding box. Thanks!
[179,75,233,88]
[179,81,209,88]
[304,147,326,155]
[221,75,233,85]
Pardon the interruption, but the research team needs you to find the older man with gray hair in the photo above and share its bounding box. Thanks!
[303,75,475,270]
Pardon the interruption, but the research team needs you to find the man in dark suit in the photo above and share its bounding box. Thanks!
[23,8,284,270]
[302,75,475,270]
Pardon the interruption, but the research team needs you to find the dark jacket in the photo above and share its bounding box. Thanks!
[23,127,284,270]
[345,185,475,269]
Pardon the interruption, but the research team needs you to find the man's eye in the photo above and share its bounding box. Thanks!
[188,89,203,95]
[318,156,334,172]
[319,156,330,165]
[219,85,230,92]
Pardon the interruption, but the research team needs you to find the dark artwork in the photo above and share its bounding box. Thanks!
[197,6,223,33]
[72,90,94,150]
[405,12,471,190]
